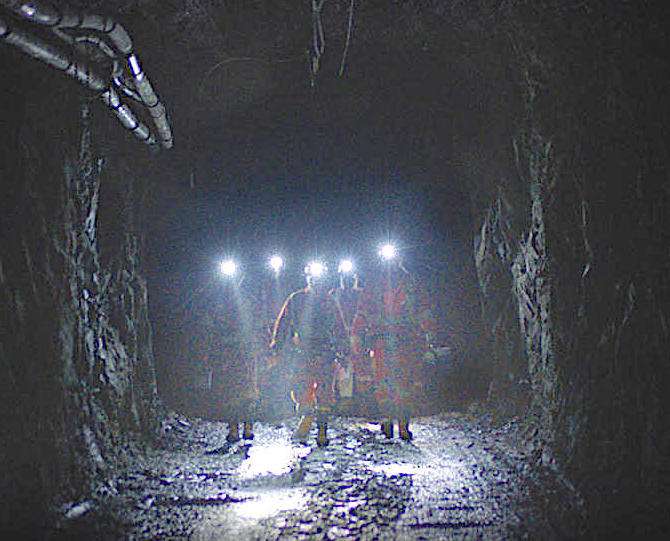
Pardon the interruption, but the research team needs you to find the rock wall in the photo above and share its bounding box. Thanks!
[0,71,160,534]
[468,2,670,534]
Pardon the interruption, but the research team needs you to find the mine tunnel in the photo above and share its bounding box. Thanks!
[1,1,669,539]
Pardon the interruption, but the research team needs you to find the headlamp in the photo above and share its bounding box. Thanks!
[338,259,354,274]
[269,255,284,273]
[219,259,237,277]
[305,261,326,278]
[379,243,397,261]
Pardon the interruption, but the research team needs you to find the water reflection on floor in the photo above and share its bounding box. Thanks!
[233,487,308,520]
[239,442,311,479]
[122,415,548,540]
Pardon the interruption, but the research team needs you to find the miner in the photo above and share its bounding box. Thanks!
[330,261,375,415]
[270,261,338,446]
[367,245,437,440]
[215,260,258,443]
[256,255,294,418]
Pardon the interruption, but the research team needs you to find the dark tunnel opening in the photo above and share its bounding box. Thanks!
[1,1,669,538]
[145,41,500,417]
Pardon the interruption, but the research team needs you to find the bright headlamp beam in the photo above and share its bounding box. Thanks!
[305,261,326,278]
[379,243,397,261]
[338,259,354,274]
[219,259,237,277]
[269,255,284,273]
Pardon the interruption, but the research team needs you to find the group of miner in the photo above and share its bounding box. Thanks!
[197,252,438,447]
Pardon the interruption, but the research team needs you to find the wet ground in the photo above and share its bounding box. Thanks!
[54,413,572,540]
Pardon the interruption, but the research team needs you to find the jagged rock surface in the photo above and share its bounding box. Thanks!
[0,82,160,535]
[467,3,670,535]
[2,1,669,537]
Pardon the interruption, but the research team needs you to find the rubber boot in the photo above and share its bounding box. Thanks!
[317,420,329,447]
[226,422,240,443]
[399,417,413,441]
[382,419,394,439]
[243,421,254,440]
[294,415,314,442]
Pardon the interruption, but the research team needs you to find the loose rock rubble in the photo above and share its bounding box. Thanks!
[53,413,568,540]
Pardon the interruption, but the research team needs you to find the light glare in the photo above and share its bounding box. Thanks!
[128,54,142,76]
[338,259,354,274]
[219,259,237,277]
[269,255,284,273]
[379,243,397,260]
[305,261,326,278]
[21,5,37,17]
[239,443,310,479]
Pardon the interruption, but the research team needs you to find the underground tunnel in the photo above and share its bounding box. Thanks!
[1,1,669,539]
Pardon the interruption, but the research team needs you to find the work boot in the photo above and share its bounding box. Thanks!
[243,421,254,440]
[293,415,314,443]
[382,419,394,439]
[317,420,329,447]
[398,418,413,441]
[226,422,240,443]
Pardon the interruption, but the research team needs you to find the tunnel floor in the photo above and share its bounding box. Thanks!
[55,413,572,540]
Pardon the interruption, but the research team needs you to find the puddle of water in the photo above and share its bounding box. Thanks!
[233,487,307,520]
[368,456,467,485]
[192,488,308,540]
[238,443,311,479]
